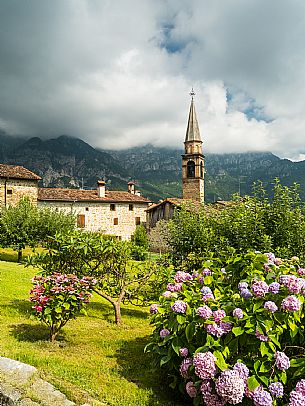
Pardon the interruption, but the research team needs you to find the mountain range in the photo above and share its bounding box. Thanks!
[1,131,305,203]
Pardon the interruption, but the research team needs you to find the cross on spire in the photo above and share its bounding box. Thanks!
[189,87,195,100]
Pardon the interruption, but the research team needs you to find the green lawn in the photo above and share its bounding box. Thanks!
[0,260,186,405]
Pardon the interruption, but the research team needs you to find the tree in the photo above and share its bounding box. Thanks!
[0,197,75,261]
[27,231,157,325]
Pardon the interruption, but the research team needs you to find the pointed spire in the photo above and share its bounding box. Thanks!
[185,89,201,142]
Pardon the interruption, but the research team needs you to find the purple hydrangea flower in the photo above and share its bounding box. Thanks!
[201,286,213,295]
[281,295,302,312]
[179,357,192,378]
[289,390,305,405]
[200,380,212,394]
[213,309,226,323]
[206,323,226,337]
[219,321,233,334]
[238,282,248,290]
[296,379,305,396]
[172,300,187,314]
[149,304,159,314]
[193,352,217,380]
[202,293,215,302]
[202,267,212,276]
[240,288,253,299]
[255,329,269,342]
[263,264,271,272]
[251,280,269,297]
[160,328,170,338]
[279,275,292,285]
[233,362,249,379]
[298,268,305,276]
[275,351,290,370]
[192,272,199,279]
[264,301,278,313]
[265,252,276,264]
[179,347,189,357]
[252,386,273,406]
[197,305,212,319]
[269,282,280,294]
[166,282,182,292]
[174,271,192,283]
[202,393,225,406]
[215,369,244,404]
[185,381,197,398]
[233,308,244,319]
[269,382,284,398]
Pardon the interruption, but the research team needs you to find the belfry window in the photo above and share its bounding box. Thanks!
[200,161,204,178]
[187,160,195,178]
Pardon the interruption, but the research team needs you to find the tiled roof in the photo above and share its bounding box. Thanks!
[0,164,41,180]
[38,188,150,203]
[146,197,201,212]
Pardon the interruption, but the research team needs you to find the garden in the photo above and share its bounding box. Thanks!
[1,181,305,405]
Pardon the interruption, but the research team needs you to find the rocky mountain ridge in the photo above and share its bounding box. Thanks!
[0,133,305,202]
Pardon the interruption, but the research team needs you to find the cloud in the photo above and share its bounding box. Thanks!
[0,0,305,159]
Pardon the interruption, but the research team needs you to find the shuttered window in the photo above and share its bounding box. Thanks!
[77,214,85,228]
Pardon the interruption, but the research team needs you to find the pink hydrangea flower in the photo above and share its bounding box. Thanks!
[179,347,189,357]
[172,300,187,314]
[275,351,290,371]
[298,268,305,276]
[213,309,226,323]
[251,280,269,297]
[232,308,244,319]
[186,381,197,398]
[215,369,245,404]
[295,379,305,396]
[193,352,217,379]
[264,301,278,313]
[197,305,212,319]
[252,386,272,406]
[202,268,212,276]
[289,390,305,405]
[174,271,192,283]
[160,328,170,338]
[166,282,182,292]
[149,304,159,314]
[255,329,270,342]
[281,295,302,312]
[179,357,192,378]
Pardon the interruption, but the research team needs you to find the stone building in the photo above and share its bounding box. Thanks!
[38,181,150,240]
[0,164,150,240]
[0,164,41,207]
[146,90,205,228]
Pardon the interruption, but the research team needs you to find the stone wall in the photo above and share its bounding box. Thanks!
[182,178,204,203]
[38,200,148,240]
[0,179,38,207]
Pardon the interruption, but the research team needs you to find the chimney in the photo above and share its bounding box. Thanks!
[128,181,135,194]
[97,180,106,197]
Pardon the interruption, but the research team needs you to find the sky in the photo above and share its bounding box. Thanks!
[1,0,305,160]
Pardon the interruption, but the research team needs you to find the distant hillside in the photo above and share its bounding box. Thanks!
[1,133,305,202]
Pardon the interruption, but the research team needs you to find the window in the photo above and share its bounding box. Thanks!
[200,161,204,178]
[129,204,133,211]
[110,204,116,211]
[6,189,12,195]
[77,214,85,228]
[135,217,141,225]
[187,160,195,178]
[85,207,89,211]
[114,218,118,225]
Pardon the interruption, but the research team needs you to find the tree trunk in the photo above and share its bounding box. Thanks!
[113,301,122,325]
[17,248,22,263]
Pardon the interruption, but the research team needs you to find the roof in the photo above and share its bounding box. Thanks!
[146,197,201,212]
[185,98,202,143]
[38,188,150,204]
[0,164,41,180]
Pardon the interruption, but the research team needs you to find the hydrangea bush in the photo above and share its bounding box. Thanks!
[146,252,305,405]
[30,272,96,342]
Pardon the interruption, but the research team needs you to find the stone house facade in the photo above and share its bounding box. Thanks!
[38,182,150,240]
[0,164,41,207]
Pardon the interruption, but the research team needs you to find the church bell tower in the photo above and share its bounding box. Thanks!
[182,89,205,203]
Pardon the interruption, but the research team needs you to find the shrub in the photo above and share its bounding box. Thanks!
[30,272,95,342]
[146,251,305,405]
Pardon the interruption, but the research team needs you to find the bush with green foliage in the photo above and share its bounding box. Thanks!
[0,197,75,261]
[146,251,305,405]
[167,180,305,263]
[30,272,95,342]
[27,230,162,324]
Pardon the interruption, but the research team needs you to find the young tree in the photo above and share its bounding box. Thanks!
[27,231,157,325]
[0,197,75,261]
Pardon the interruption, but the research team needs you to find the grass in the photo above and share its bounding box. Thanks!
[0,260,186,406]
